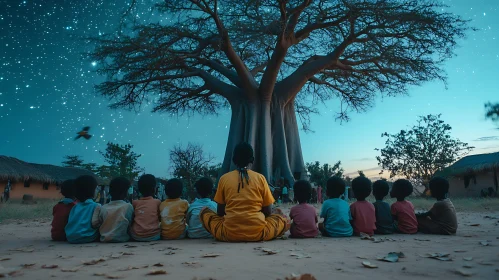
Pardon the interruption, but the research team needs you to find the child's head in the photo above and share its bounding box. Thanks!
[293,180,312,203]
[326,176,346,198]
[109,177,130,201]
[372,180,390,200]
[195,177,213,198]
[390,179,413,201]
[165,178,183,199]
[74,175,98,202]
[232,142,255,168]
[351,176,372,201]
[60,179,75,199]
[429,177,449,200]
[138,174,156,197]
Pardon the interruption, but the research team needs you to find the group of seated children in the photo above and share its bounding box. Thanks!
[51,174,216,243]
[289,176,457,238]
[52,173,458,243]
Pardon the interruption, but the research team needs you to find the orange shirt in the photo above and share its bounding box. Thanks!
[214,170,275,241]
[130,197,161,238]
[159,198,189,239]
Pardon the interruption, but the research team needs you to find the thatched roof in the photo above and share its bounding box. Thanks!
[0,156,103,184]
[437,152,499,177]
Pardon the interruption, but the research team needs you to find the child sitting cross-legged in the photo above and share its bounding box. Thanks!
[289,180,318,238]
[372,180,394,234]
[99,177,134,242]
[390,179,418,234]
[65,175,102,244]
[160,178,189,240]
[416,177,457,235]
[130,174,161,242]
[51,179,76,241]
[186,177,217,239]
[350,176,376,236]
[319,176,353,237]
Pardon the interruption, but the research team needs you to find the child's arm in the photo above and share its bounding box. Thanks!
[217,203,226,217]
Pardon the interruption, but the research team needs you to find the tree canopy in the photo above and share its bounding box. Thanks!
[91,0,472,181]
[62,155,84,168]
[485,102,499,125]
[306,161,343,188]
[101,142,143,181]
[376,114,474,191]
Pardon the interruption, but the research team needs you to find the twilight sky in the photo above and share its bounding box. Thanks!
[0,0,498,179]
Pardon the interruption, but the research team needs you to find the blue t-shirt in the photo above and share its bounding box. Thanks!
[282,187,288,195]
[187,198,217,238]
[65,199,101,244]
[320,198,353,237]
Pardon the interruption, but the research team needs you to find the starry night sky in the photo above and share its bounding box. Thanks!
[1,0,498,179]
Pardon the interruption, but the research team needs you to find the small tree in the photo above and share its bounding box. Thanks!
[62,155,84,168]
[169,143,215,199]
[81,163,98,173]
[485,102,499,124]
[376,114,474,193]
[306,161,343,188]
[95,165,113,181]
[101,142,143,181]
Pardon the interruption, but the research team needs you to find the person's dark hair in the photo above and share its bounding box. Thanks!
[293,180,312,203]
[109,177,130,200]
[390,179,413,200]
[351,176,372,201]
[372,180,390,200]
[429,177,449,200]
[138,174,156,197]
[165,178,183,199]
[326,176,346,198]
[195,177,213,198]
[60,179,75,199]
[232,142,254,193]
[74,175,98,202]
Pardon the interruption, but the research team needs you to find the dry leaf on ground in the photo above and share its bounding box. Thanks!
[284,273,317,280]
[118,266,143,271]
[478,261,494,266]
[463,257,473,261]
[121,252,134,256]
[83,258,107,265]
[414,238,430,242]
[0,258,11,262]
[9,247,34,253]
[469,224,480,227]
[463,264,473,269]
[56,255,74,260]
[41,264,59,269]
[146,270,167,275]
[259,248,279,255]
[110,253,124,259]
[167,247,179,250]
[0,269,23,278]
[360,233,372,240]
[152,263,163,267]
[61,266,83,272]
[454,250,467,253]
[21,263,36,268]
[105,275,123,279]
[123,244,137,248]
[425,253,452,261]
[290,253,311,259]
[479,241,490,246]
[201,254,221,258]
[377,252,404,263]
[362,261,378,269]
[454,269,474,277]
[164,251,175,255]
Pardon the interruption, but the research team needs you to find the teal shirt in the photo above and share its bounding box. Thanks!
[320,198,353,237]
[65,199,101,244]
[282,187,288,195]
[186,198,217,239]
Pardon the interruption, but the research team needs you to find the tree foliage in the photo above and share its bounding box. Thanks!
[306,161,343,188]
[485,102,499,124]
[376,114,474,190]
[62,155,84,168]
[101,142,143,181]
[169,143,216,198]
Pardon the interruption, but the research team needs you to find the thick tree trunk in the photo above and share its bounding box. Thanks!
[221,95,306,185]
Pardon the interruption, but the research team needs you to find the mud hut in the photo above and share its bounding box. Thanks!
[436,152,499,197]
[0,156,102,200]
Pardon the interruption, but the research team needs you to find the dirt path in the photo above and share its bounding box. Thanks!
[0,211,498,279]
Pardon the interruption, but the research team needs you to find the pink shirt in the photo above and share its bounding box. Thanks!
[289,203,318,238]
[350,201,376,236]
[391,200,418,234]
[130,197,161,238]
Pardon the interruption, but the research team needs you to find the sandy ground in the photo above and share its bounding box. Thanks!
[1,207,498,280]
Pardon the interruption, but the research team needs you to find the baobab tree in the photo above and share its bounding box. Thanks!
[91,0,471,182]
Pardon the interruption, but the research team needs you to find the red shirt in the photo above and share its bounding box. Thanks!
[391,200,418,234]
[289,203,318,238]
[350,201,376,236]
[51,199,76,241]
